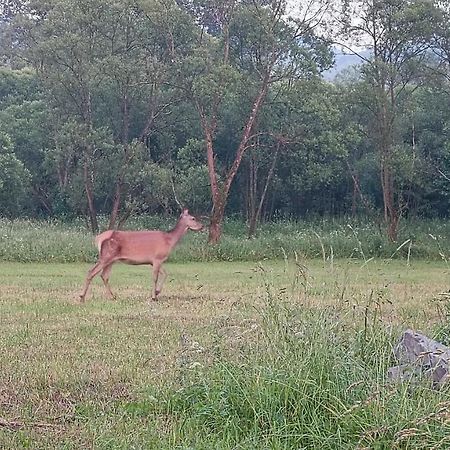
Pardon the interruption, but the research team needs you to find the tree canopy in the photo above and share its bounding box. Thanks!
[0,0,449,241]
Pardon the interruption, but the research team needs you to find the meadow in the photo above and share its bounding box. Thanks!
[1,218,450,449]
[0,216,448,263]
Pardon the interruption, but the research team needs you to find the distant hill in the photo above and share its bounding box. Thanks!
[323,49,371,81]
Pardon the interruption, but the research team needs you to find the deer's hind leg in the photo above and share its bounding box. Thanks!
[80,238,119,302]
[80,261,106,302]
[101,263,116,299]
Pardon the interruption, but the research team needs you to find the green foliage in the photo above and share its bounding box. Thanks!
[0,132,31,216]
[177,166,212,211]
[137,162,174,212]
[0,67,40,106]
[176,138,206,167]
[0,0,448,232]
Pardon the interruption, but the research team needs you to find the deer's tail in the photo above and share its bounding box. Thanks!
[95,230,115,253]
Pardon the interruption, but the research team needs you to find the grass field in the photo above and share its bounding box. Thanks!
[0,217,449,263]
[1,258,450,448]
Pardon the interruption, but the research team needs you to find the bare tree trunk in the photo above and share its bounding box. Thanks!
[208,199,225,244]
[109,176,123,229]
[82,89,98,234]
[32,186,53,215]
[84,159,98,234]
[381,159,399,242]
[248,140,280,238]
[109,155,126,230]
[222,75,270,197]
[117,204,135,229]
[247,150,257,231]
[378,95,399,242]
[109,86,131,229]
[207,74,270,243]
[196,103,223,244]
[347,162,376,218]
[206,141,223,240]
[352,180,357,217]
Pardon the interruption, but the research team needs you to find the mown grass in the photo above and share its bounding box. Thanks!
[0,259,449,448]
[0,216,448,263]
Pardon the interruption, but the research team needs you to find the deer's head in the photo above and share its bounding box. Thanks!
[180,209,203,231]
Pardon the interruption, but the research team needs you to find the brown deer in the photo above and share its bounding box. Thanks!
[79,209,203,302]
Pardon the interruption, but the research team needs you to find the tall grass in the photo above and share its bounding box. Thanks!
[0,259,448,448]
[0,216,448,263]
[150,285,450,449]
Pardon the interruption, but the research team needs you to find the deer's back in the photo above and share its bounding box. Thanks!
[108,230,171,264]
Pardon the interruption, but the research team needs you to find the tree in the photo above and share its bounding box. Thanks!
[102,0,196,227]
[0,132,30,215]
[12,0,196,230]
[0,68,55,215]
[0,0,28,68]
[15,0,122,231]
[269,79,354,218]
[431,0,450,83]
[179,0,333,243]
[401,86,450,216]
[338,0,440,241]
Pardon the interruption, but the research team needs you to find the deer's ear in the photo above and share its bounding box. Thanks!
[182,208,189,215]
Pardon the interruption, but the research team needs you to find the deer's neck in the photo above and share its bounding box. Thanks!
[167,220,188,249]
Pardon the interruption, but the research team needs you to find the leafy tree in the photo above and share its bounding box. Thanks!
[10,0,198,230]
[0,68,55,214]
[0,0,28,68]
[431,0,450,82]
[174,139,211,212]
[338,0,441,241]
[270,79,355,218]
[0,0,448,234]
[14,0,123,231]
[179,0,333,243]
[0,132,30,215]
[403,87,450,216]
[99,0,196,227]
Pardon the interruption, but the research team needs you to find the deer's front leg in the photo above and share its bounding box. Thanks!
[155,266,167,297]
[151,263,161,302]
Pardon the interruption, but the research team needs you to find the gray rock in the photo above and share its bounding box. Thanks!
[388,329,450,387]
[387,364,421,383]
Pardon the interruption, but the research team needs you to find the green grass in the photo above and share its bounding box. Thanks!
[1,259,449,448]
[0,216,448,262]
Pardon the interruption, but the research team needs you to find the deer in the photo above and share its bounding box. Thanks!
[79,209,203,303]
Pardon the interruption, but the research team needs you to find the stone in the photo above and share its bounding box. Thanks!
[388,329,450,387]
[387,364,421,383]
